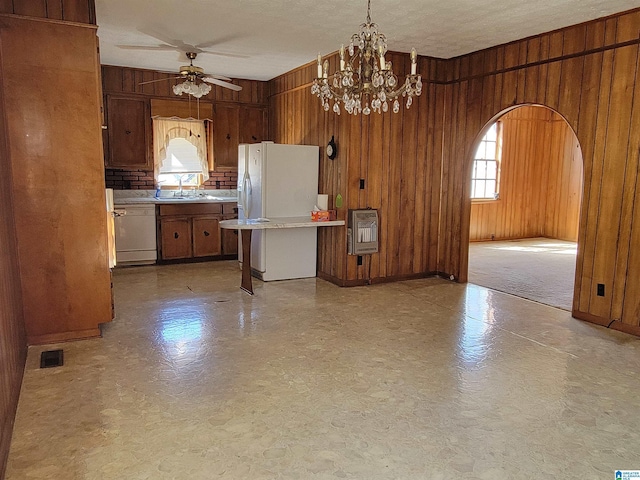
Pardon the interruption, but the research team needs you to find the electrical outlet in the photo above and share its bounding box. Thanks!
[597,283,605,297]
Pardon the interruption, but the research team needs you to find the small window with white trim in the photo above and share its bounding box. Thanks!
[471,122,502,200]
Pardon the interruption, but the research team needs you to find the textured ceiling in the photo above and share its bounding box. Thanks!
[96,0,640,81]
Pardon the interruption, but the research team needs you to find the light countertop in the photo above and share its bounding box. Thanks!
[220,217,345,230]
[113,189,237,205]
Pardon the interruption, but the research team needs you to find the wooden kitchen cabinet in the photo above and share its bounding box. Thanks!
[213,104,268,170]
[213,105,240,170]
[193,217,221,257]
[240,106,268,144]
[222,215,239,255]
[105,95,151,169]
[221,203,239,255]
[160,218,192,259]
[158,203,235,261]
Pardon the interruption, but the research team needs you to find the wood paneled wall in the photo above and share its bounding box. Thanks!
[270,54,445,285]
[0,35,26,479]
[0,0,95,24]
[543,112,583,241]
[469,106,583,242]
[269,8,640,334]
[442,9,640,334]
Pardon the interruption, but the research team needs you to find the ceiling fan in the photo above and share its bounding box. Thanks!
[139,51,242,98]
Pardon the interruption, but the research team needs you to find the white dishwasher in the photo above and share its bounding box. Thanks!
[114,204,157,265]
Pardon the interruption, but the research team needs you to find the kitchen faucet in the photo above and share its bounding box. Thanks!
[174,174,185,197]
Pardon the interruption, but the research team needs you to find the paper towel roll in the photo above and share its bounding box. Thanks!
[317,194,329,211]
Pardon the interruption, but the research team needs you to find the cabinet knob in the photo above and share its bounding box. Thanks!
[174,232,179,239]
[204,231,210,237]
[125,130,131,135]
[226,133,231,140]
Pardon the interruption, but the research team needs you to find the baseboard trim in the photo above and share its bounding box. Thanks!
[27,328,101,346]
[572,310,640,337]
[317,271,346,287]
[318,271,440,287]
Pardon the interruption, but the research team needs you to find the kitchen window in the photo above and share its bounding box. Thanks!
[471,122,501,200]
[153,118,209,187]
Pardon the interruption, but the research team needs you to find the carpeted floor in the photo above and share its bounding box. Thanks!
[468,237,577,310]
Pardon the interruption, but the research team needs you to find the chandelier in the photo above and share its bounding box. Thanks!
[311,0,422,115]
[173,80,211,99]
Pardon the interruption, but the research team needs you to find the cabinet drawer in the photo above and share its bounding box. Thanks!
[223,203,238,215]
[159,203,223,216]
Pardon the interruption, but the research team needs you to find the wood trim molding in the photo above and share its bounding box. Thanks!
[27,328,102,346]
[573,310,640,337]
[0,13,97,29]
[317,271,347,287]
[319,271,440,287]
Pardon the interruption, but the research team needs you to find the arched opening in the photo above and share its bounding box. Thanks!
[466,105,583,311]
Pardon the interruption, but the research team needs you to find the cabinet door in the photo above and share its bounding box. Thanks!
[240,107,267,144]
[213,105,240,170]
[160,218,192,259]
[221,215,238,256]
[106,96,151,169]
[193,217,221,257]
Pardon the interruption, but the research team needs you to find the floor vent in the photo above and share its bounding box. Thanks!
[40,350,64,368]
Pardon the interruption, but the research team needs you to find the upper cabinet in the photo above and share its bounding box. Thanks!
[240,106,268,144]
[213,105,240,170]
[105,96,151,169]
[213,105,268,170]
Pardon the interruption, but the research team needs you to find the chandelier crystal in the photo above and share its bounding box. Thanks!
[173,80,211,99]
[311,0,422,115]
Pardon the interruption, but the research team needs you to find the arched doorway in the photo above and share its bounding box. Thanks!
[466,105,583,310]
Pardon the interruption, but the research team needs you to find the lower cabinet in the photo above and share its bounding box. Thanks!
[158,203,237,261]
[192,217,221,257]
[221,215,239,255]
[160,217,192,259]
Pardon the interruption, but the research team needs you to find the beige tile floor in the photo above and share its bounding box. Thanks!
[6,261,640,479]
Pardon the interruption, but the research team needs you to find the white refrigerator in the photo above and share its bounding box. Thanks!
[238,142,320,281]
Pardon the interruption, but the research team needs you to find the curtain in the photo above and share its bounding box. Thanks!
[153,117,209,182]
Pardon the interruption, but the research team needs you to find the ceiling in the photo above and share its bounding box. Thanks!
[96,0,640,82]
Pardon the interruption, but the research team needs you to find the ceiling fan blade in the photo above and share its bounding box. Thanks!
[199,73,232,82]
[202,78,243,91]
[194,34,243,50]
[138,76,183,86]
[137,27,181,49]
[198,50,250,59]
[116,44,179,51]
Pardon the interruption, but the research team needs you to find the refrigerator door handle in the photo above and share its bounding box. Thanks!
[241,171,252,218]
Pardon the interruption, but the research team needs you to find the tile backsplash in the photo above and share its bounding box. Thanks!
[105,168,238,190]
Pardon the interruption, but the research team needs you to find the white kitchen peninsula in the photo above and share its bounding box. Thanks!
[219,217,344,294]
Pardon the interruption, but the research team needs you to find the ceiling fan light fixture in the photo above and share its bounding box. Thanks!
[173,80,211,99]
